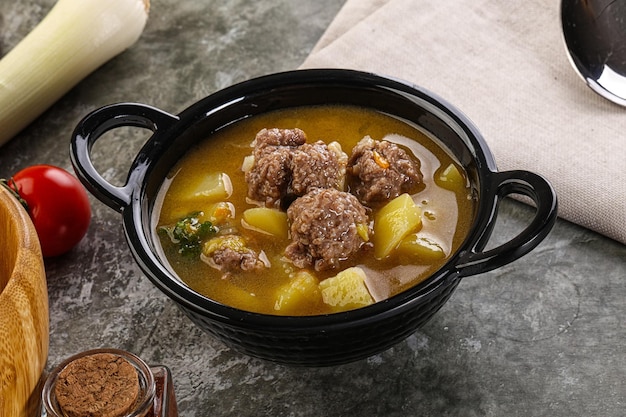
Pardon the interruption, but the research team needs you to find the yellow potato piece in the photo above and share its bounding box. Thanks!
[274,271,321,315]
[319,267,374,312]
[373,193,422,259]
[397,234,446,262]
[438,163,465,190]
[187,172,233,203]
[242,207,289,239]
[356,223,370,242]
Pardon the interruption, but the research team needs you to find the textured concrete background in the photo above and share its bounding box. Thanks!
[0,1,624,416]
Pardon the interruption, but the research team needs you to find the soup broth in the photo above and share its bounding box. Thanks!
[155,105,476,315]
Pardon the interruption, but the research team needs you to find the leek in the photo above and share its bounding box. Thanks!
[0,0,150,146]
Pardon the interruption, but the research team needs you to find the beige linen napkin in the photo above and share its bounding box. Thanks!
[301,0,626,245]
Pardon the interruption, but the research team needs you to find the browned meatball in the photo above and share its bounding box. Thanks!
[202,235,267,274]
[253,127,307,148]
[289,141,342,197]
[245,145,292,208]
[347,136,423,205]
[285,188,370,271]
[245,128,345,208]
[245,128,306,208]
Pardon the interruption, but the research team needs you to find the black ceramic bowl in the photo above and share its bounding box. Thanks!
[70,69,557,367]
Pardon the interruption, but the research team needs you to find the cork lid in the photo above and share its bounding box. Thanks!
[46,350,154,417]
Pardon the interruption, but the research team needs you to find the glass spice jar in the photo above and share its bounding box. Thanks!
[41,348,178,417]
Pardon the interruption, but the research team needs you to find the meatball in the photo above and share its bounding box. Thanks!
[245,128,345,208]
[245,145,293,208]
[245,128,305,207]
[253,127,307,148]
[289,141,342,197]
[285,188,370,271]
[202,235,267,274]
[347,136,423,205]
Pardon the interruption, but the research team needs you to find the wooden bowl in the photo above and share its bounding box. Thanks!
[0,185,49,416]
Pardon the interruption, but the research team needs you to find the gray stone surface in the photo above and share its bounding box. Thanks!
[1,1,625,416]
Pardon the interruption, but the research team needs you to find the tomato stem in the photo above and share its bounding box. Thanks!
[0,177,29,211]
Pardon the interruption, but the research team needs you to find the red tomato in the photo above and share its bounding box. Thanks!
[9,165,91,257]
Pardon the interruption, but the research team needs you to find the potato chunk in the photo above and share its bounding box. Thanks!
[242,207,289,239]
[319,267,374,312]
[186,172,233,203]
[397,234,446,262]
[373,193,422,259]
[438,163,465,190]
[274,271,321,315]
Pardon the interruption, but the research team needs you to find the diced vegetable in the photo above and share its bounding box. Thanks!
[274,271,321,315]
[241,155,255,173]
[372,150,390,169]
[319,267,374,312]
[206,202,235,224]
[373,193,422,259]
[397,234,446,262]
[242,207,289,239]
[0,0,150,147]
[439,163,465,190]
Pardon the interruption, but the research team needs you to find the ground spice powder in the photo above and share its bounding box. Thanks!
[53,352,140,417]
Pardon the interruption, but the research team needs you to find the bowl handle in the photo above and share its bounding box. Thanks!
[455,170,558,278]
[70,103,179,212]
